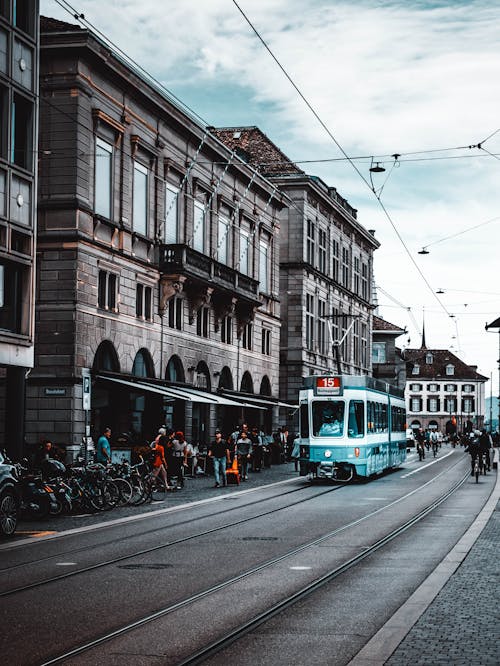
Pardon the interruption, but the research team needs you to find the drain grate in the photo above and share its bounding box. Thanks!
[118,563,173,570]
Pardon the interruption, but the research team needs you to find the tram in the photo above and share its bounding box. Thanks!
[297,375,406,482]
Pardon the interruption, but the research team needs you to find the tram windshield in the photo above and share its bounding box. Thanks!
[312,400,345,437]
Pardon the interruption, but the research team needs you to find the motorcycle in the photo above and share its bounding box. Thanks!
[39,459,73,515]
[15,460,58,519]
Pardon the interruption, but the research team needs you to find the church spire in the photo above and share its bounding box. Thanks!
[421,311,427,349]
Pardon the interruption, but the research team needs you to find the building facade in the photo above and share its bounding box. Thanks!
[372,315,407,391]
[28,18,283,454]
[403,346,487,434]
[0,1,39,459]
[212,128,379,421]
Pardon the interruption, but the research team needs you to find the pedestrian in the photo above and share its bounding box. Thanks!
[250,426,263,471]
[236,430,252,480]
[96,427,112,464]
[172,431,188,488]
[208,429,230,487]
[150,428,170,491]
[34,438,54,469]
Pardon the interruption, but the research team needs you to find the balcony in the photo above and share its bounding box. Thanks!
[159,244,262,307]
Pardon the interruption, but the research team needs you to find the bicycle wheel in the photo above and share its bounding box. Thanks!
[128,476,147,505]
[112,478,133,506]
[101,480,120,509]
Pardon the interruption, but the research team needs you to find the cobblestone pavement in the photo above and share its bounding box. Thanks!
[386,499,500,666]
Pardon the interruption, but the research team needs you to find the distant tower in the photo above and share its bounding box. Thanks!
[421,312,427,349]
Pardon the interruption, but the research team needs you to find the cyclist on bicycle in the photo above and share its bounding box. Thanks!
[478,429,492,471]
[415,428,426,461]
[430,430,439,457]
[465,435,480,476]
[150,428,170,490]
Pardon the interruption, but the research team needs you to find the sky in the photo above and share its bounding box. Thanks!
[41,0,500,393]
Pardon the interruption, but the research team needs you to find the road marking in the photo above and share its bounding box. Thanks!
[55,562,77,566]
[401,450,455,478]
[290,566,312,570]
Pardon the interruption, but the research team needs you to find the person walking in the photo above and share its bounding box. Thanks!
[172,431,188,488]
[236,430,252,480]
[250,426,263,471]
[150,428,170,491]
[96,427,112,464]
[208,429,230,487]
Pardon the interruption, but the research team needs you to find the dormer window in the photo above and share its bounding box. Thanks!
[446,364,455,376]
[426,352,433,364]
[412,363,420,375]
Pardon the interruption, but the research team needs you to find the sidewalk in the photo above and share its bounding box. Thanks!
[350,465,500,666]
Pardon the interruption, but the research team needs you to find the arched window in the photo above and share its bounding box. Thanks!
[426,353,433,364]
[132,349,154,378]
[195,361,211,391]
[259,375,272,396]
[217,366,233,391]
[446,364,455,376]
[92,340,120,373]
[166,355,185,383]
[240,371,254,394]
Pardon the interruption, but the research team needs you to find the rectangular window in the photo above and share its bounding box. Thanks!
[13,39,33,91]
[14,0,36,36]
[306,293,314,350]
[217,215,229,264]
[353,319,360,364]
[0,29,7,73]
[342,246,350,289]
[168,296,182,330]
[0,169,5,216]
[98,270,118,311]
[372,342,386,364]
[259,240,268,293]
[332,240,339,282]
[462,397,474,414]
[133,161,148,235]
[165,184,179,244]
[318,228,327,274]
[446,397,457,413]
[348,400,364,437]
[11,92,33,170]
[354,256,360,295]
[317,298,326,355]
[361,263,368,300]
[196,306,209,338]
[95,138,112,219]
[193,201,205,252]
[10,175,31,226]
[239,229,249,275]
[0,261,23,333]
[136,284,152,320]
[410,397,422,412]
[428,398,439,412]
[221,316,232,344]
[242,322,253,350]
[361,322,367,367]
[261,328,271,356]
[306,219,315,265]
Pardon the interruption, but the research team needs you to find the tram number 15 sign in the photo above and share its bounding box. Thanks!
[316,376,342,395]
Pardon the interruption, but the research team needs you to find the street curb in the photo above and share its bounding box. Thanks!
[347,466,500,665]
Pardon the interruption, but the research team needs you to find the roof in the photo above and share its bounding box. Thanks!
[373,315,406,335]
[210,126,304,177]
[40,16,82,32]
[403,348,488,382]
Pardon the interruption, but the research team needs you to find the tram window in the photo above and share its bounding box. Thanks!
[367,401,375,433]
[381,403,388,432]
[348,400,364,438]
[300,403,309,438]
[312,400,345,437]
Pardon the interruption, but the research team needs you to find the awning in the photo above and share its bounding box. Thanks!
[220,391,298,410]
[96,375,264,408]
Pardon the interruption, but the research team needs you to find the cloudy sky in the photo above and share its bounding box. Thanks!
[41,0,500,392]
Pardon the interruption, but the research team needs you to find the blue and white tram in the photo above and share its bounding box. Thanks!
[297,375,407,481]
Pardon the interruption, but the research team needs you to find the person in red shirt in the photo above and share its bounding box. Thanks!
[150,428,170,490]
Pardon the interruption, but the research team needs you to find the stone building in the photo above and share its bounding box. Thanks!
[212,127,379,421]
[0,1,39,459]
[28,18,284,453]
[372,315,407,391]
[403,341,487,434]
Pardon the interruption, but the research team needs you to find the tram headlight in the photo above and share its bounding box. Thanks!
[324,450,332,458]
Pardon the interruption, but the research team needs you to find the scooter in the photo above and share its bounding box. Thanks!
[15,461,58,519]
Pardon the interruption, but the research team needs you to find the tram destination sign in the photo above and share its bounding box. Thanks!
[315,376,342,395]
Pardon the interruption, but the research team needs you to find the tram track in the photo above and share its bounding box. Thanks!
[38,464,471,666]
[0,482,342,597]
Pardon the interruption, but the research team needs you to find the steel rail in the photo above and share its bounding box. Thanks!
[39,464,469,666]
[0,484,341,597]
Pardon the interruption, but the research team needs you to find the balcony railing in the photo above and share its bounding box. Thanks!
[159,244,261,303]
